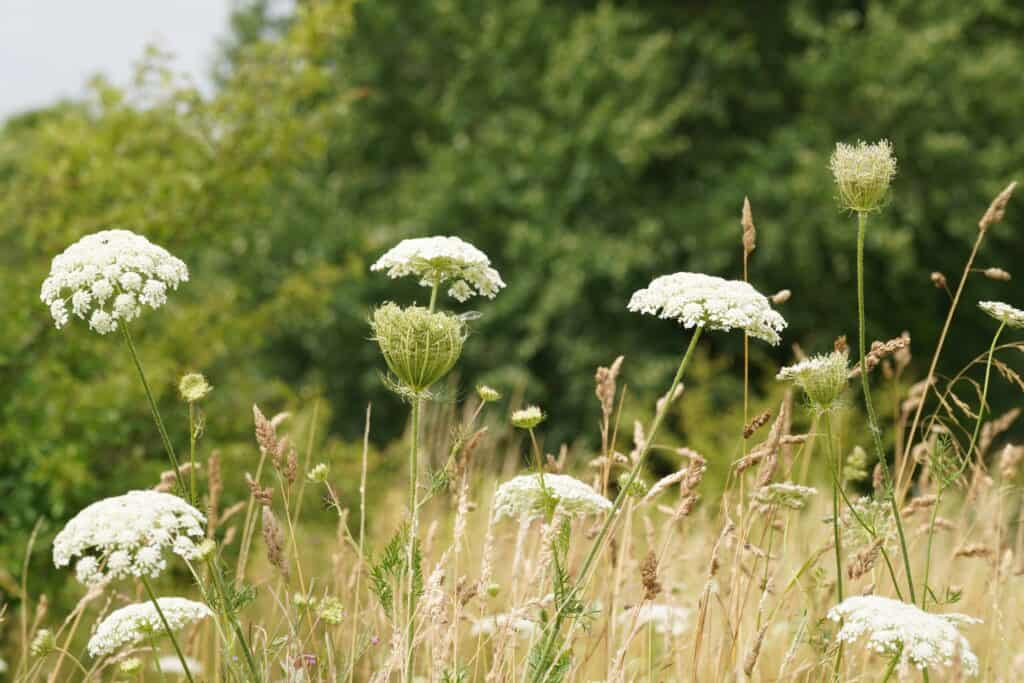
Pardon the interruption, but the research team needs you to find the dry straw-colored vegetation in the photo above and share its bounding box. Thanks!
[4,143,1024,683]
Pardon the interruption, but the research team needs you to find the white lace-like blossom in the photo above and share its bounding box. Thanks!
[828,596,980,676]
[979,301,1024,329]
[752,482,818,511]
[370,236,505,302]
[87,598,212,657]
[493,474,611,521]
[622,604,692,637]
[628,272,786,345]
[53,491,206,586]
[470,613,539,639]
[41,229,189,334]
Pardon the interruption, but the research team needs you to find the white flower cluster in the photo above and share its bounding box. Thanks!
[53,490,206,586]
[828,596,980,676]
[370,236,505,302]
[41,229,189,334]
[752,482,818,511]
[830,139,898,213]
[979,301,1024,329]
[470,613,539,639]
[628,272,786,345]
[87,598,212,657]
[493,474,611,521]
[622,604,692,637]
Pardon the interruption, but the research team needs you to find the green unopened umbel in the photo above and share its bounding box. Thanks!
[371,303,467,393]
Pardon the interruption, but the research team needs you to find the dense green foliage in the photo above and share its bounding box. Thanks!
[2,0,1023,583]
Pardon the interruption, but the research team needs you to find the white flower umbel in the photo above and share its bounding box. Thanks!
[87,598,212,658]
[623,604,692,637]
[979,301,1024,329]
[830,140,898,213]
[628,272,786,345]
[752,482,818,511]
[53,491,206,586]
[828,596,980,676]
[41,229,189,334]
[493,474,611,522]
[371,235,505,302]
[470,613,539,639]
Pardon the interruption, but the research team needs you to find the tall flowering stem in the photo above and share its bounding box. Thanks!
[531,326,702,681]
[139,577,196,683]
[856,212,916,603]
[121,321,186,499]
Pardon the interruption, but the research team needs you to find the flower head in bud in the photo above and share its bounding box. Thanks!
[979,301,1024,329]
[752,482,817,511]
[511,405,545,430]
[307,463,329,483]
[371,303,467,394]
[618,472,648,498]
[371,235,505,302]
[318,596,345,625]
[476,385,502,403]
[30,629,55,657]
[830,139,897,213]
[119,658,142,674]
[845,446,869,483]
[776,350,849,411]
[179,373,212,403]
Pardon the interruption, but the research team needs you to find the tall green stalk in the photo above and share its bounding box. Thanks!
[856,212,916,603]
[120,322,185,497]
[823,411,844,680]
[531,326,703,681]
[140,576,196,683]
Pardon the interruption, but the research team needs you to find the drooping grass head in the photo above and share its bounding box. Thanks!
[371,302,467,394]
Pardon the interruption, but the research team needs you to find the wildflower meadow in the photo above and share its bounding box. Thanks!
[4,2,1024,682]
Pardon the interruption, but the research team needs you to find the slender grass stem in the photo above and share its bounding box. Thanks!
[205,557,261,682]
[856,212,916,604]
[880,648,901,683]
[532,326,703,681]
[120,321,185,497]
[140,576,196,683]
[405,397,422,682]
[823,412,844,679]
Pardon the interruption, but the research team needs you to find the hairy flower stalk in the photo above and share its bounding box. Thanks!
[832,140,917,604]
[42,229,191,498]
[531,272,784,680]
[370,236,499,681]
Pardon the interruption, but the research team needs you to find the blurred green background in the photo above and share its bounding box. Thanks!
[2,0,1023,606]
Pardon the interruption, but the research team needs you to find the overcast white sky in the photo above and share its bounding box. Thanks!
[0,1,233,119]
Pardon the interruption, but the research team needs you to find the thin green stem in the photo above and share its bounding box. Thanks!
[205,557,261,682]
[922,321,1004,609]
[405,398,422,682]
[428,282,439,313]
[140,576,196,683]
[856,212,917,604]
[121,321,184,497]
[188,403,197,505]
[532,326,703,681]
[880,647,901,683]
[823,412,844,680]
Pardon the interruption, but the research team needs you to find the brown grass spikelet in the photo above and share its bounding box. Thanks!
[742,196,756,256]
[595,355,624,422]
[999,444,1024,480]
[261,505,289,581]
[770,289,791,305]
[980,408,1021,457]
[207,450,222,536]
[743,410,771,439]
[978,181,1017,233]
[640,550,662,601]
[849,334,911,378]
[984,267,1011,281]
[954,543,994,560]
[743,624,768,677]
[253,404,280,458]
[902,495,937,516]
[246,472,273,506]
[834,335,848,354]
[848,538,883,580]
[931,271,948,289]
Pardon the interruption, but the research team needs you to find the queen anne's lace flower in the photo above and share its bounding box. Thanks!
[41,229,188,334]
[777,350,849,409]
[979,301,1024,329]
[622,604,691,637]
[752,482,818,511]
[830,140,898,213]
[628,273,786,345]
[493,474,611,521]
[87,598,212,657]
[828,596,980,676]
[470,613,539,639]
[53,491,206,586]
[370,236,505,302]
